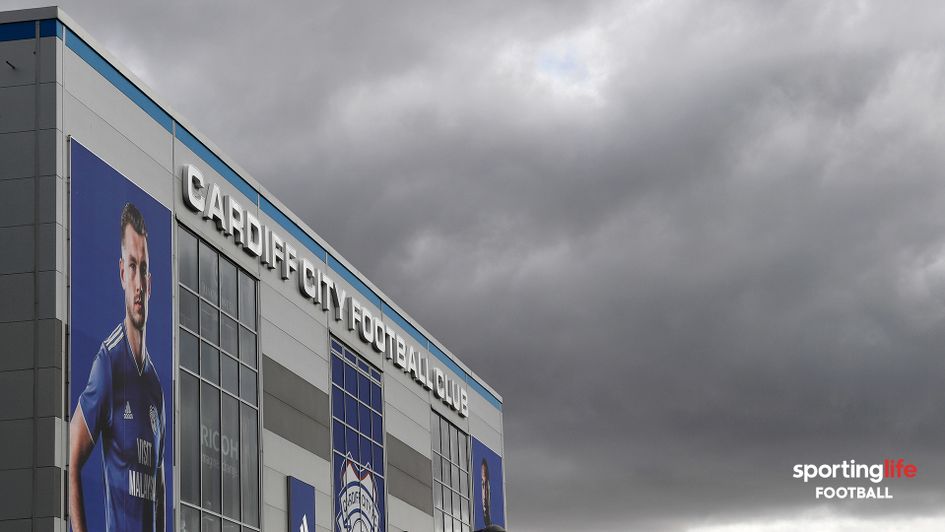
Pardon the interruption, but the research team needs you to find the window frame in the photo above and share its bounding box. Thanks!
[177,225,262,532]
[330,336,388,532]
[432,412,471,532]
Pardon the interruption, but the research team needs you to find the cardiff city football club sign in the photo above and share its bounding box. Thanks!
[335,455,381,532]
[181,165,470,418]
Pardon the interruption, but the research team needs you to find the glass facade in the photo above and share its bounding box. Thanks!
[433,414,471,532]
[179,226,260,531]
[331,337,386,532]
[177,231,490,532]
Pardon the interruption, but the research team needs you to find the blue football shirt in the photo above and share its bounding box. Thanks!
[78,322,166,532]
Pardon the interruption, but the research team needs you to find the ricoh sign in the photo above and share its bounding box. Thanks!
[182,165,470,418]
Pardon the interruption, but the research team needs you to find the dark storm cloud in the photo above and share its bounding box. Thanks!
[12,0,945,529]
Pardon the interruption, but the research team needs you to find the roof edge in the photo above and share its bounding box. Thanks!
[0,5,60,25]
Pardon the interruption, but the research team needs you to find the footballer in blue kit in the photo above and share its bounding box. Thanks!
[70,203,166,532]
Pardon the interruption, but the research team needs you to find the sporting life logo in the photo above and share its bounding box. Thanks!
[336,455,380,532]
[792,458,918,499]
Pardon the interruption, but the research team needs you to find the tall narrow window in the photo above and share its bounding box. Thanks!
[178,225,260,530]
[331,337,386,532]
[433,414,471,532]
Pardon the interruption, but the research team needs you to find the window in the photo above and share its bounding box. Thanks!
[433,414,470,532]
[179,226,260,531]
[331,338,386,532]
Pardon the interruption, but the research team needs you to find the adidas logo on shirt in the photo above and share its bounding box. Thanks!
[299,515,309,532]
[124,401,133,420]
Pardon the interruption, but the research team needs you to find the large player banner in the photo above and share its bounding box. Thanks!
[471,438,505,531]
[69,139,173,532]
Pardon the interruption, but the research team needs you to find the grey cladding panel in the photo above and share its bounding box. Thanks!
[0,519,31,532]
[34,416,61,468]
[35,367,62,418]
[0,468,32,519]
[0,273,34,323]
[0,83,35,134]
[0,178,34,228]
[259,316,327,393]
[0,419,32,469]
[387,434,433,487]
[0,225,34,274]
[386,434,434,514]
[262,356,331,459]
[263,394,330,460]
[0,322,33,372]
[37,35,58,85]
[0,38,37,88]
[35,270,62,320]
[36,82,56,131]
[36,175,59,227]
[36,318,63,369]
[0,130,35,180]
[37,128,57,179]
[387,467,433,516]
[35,223,60,274]
[263,356,329,425]
[32,466,61,518]
[0,369,33,420]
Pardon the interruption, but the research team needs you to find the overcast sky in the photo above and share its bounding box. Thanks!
[11,1,945,530]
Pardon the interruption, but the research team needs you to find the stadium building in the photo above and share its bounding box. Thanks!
[0,7,507,532]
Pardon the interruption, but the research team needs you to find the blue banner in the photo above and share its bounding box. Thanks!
[472,438,505,530]
[288,477,316,532]
[69,139,173,532]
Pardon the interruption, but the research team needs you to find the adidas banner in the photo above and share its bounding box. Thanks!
[289,476,316,532]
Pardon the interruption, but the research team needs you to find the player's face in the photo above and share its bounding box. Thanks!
[481,463,489,504]
[120,226,151,331]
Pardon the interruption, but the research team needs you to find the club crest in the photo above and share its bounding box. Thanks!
[149,404,160,436]
[336,455,380,532]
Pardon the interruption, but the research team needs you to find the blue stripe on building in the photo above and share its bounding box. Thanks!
[0,21,35,41]
[39,19,61,38]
